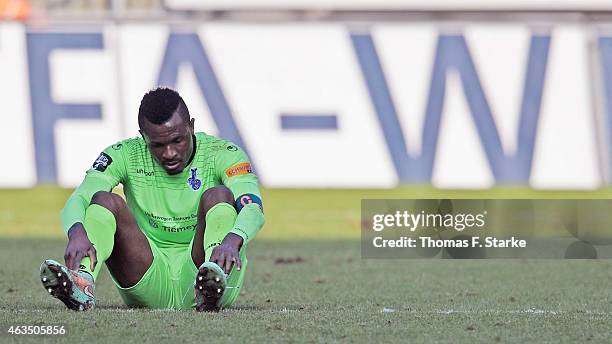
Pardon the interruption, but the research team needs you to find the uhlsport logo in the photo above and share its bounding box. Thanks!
[187,168,202,190]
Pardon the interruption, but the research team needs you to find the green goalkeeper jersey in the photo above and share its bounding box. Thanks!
[60,132,264,248]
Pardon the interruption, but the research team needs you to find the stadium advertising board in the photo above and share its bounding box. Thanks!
[0,23,609,189]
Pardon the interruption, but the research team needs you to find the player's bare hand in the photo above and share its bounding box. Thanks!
[65,223,97,272]
[210,233,243,274]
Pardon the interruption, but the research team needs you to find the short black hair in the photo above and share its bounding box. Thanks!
[138,87,190,127]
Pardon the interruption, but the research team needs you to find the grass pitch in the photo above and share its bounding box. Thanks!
[0,187,611,343]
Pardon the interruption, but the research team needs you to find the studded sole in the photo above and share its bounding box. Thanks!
[40,261,91,311]
[194,266,226,312]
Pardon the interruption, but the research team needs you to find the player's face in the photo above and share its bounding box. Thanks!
[140,112,195,175]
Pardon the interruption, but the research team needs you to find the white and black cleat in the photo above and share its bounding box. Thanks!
[194,262,226,312]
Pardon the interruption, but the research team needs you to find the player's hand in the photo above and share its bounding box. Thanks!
[210,233,244,274]
[65,223,97,272]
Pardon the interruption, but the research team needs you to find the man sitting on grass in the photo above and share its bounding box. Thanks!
[40,87,264,312]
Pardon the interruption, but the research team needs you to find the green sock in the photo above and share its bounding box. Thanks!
[203,203,247,307]
[204,203,238,262]
[79,204,116,281]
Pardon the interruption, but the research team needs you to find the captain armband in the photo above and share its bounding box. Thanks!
[235,193,263,213]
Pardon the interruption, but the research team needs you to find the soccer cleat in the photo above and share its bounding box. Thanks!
[194,262,226,312]
[39,259,95,311]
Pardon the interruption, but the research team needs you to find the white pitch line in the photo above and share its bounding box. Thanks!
[433,309,559,315]
[8,308,611,315]
[427,309,612,316]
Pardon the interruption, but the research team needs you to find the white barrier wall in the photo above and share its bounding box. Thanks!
[2,22,610,189]
[165,0,612,10]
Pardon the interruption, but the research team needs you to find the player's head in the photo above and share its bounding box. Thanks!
[138,87,195,175]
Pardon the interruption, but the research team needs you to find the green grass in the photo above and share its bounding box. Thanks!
[0,187,611,343]
[3,186,612,239]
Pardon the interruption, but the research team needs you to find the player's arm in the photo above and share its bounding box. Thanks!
[211,143,265,270]
[60,145,126,270]
[218,143,265,243]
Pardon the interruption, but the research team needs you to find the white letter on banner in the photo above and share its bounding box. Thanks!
[0,23,36,187]
[201,24,396,187]
[53,27,122,187]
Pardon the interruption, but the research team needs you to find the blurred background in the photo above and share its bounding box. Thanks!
[2,0,612,239]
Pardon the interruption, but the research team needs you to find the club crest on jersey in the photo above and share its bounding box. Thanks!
[187,168,202,191]
[92,152,112,172]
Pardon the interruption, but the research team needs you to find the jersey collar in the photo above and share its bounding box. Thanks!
[184,134,197,168]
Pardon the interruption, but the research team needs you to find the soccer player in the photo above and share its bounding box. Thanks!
[39,87,265,312]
